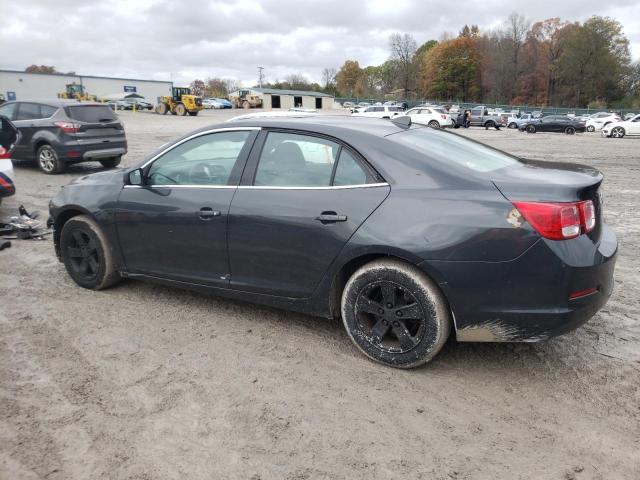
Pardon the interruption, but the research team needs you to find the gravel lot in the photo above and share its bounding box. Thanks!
[1,109,638,479]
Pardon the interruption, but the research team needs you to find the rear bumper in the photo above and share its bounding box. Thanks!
[420,225,618,342]
[82,147,126,160]
[57,140,127,162]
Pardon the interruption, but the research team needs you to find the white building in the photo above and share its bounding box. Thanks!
[0,69,173,103]
[228,87,335,109]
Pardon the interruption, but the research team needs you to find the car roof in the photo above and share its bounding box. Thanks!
[222,115,409,138]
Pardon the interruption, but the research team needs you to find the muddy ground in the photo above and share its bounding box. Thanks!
[1,109,638,479]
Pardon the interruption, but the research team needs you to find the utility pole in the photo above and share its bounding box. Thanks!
[257,66,264,88]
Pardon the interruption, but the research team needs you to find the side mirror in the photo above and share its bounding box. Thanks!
[127,168,144,186]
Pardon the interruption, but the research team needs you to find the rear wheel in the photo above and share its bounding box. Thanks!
[341,259,451,368]
[37,144,65,174]
[526,125,536,134]
[611,126,625,138]
[156,102,168,115]
[428,120,440,128]
[485,120,495,130]
[565,126,576,135]
[508,122,517,129]
[175,103,187,116]
[60,215,120,290]
[99,156,122,169]
[586,125,595,132]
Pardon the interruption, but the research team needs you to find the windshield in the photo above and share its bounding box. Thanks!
[390,128,521,173]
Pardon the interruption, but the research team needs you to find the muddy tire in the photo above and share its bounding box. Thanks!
[37,144,66,174]
[341,259,451,369]
[60,215,120,290]
[175,103,187,116]
[156,102,168,115]
[99,156,122,169]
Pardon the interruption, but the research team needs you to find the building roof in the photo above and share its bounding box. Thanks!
[0,69,172,84]
[234,87,333,98]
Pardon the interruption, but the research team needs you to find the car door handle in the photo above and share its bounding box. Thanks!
[197,207,221,220]
[316,211,347,223]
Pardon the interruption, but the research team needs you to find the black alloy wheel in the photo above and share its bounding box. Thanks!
[66,229,101,282]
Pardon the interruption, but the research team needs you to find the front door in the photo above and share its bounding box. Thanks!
[115,129,258,286]
[228,130,390,298]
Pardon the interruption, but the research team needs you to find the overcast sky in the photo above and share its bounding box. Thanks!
[2,0,639,87]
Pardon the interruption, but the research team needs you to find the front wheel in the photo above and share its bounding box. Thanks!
[428,120,440,128]
[60,215,121,290]
[156,102,168,115]
[565,126,575,135]
[526,125,536,134]
[586,125,595,132]
[37,144,65,174]
[611,126,625,138]
[175,103,187,116]
[341,259,451,369]
[99,156,122,169]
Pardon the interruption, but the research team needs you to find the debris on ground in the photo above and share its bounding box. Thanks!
[0,204,51,240]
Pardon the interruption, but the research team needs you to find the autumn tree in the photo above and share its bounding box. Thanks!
[336,60,364,96]
[421,37,483,101]
[321,67,337,93]
[25,65,57,74]
[189,79,206,96]
[389,33,418,97]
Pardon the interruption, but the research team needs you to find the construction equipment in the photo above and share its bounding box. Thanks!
[230,90,263,109]
[156,87,204,116]
[57,83,97,101]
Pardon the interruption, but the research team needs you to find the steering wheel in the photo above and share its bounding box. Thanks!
[187,163,227,184]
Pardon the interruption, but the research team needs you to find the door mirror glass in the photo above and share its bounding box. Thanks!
[128,168,143,185]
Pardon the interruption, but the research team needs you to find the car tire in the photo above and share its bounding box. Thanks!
[428,120,440,128]
[99,156,122,169]
[565,127,576,135]
[156,102,169,115]
[508,122,517,129]
[611,126,625,138]
[485,121,495,129]
[586,125,595,132]
[526,125,536,133]
[60,215,121,290]
[37,144,66,174]
[341,259,451,369]
[175,103,187,116]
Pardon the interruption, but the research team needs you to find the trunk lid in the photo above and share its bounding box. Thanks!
[64,105,124,138]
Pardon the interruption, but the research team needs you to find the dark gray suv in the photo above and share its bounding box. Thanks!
[0,100,127,174]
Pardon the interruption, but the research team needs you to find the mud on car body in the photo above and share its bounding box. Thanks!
[49,116,617,368]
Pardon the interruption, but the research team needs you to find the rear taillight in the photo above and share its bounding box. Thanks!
[54,121,81,133]
[513,200,596,240]
[0,146,8,159]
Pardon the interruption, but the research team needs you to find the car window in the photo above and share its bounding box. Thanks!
[66,105,117,123]
[254,131,339,187]
[15,102,42,120]
[40,105,58,118]
[147,131,251,186]
[389,107,403,112]
[0,103,17,120]
[633,116,640,122]
[391,128,520,173]
[333,149,376,186]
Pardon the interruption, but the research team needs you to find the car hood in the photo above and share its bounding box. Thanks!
[68,168,125,187]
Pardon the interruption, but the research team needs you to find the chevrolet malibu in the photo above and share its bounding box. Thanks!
[49,116,617,368]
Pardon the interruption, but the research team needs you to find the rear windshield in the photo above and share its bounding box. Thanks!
[65,105,117,123]
[390,128,521,173]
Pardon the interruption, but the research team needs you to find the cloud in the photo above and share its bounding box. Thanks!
[1,0,639,86]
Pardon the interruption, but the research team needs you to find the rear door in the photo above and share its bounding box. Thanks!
[227,130,390,298]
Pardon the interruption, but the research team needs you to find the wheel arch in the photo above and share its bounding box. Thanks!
[52,205,94,260]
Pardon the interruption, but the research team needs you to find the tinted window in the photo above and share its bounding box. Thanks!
[333,149,375,186]
[254,132,339,187]
[148,131,250,186]
[16,103,41,120]
[40,105,58,117]
[391,128,520,173]
[66,105,117,123]
[0,103,17,120]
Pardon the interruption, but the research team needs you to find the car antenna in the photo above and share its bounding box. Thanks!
[391,115,411,128]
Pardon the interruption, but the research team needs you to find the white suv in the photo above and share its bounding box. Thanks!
[405,107,454,128]
[352,105,404,118]
[585,112,621,132]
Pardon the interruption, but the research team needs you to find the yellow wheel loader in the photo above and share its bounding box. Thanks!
[156,87,204,116]
[57,84,98,101]
[230,90,263,109]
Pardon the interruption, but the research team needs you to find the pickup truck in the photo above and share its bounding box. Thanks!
[507,113,535,129]
[454,107,506,129]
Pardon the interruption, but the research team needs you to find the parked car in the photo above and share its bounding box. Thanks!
[600,114,640,138]
[454,107,506,129]
[519,115,586,134]
[0,100,127,174]
[124,98,154,110]
[202,98,222,109]
[351,105,404,118]
[585,112,621,132]
[0,115,19,203]
[507,112,536,129]
[49,116,617,368]
[404,106,454,128]
[623,113,637,121]
[342,101,355,109]
[106,100,131,110]
[213,98,233,109]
